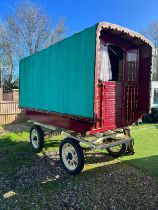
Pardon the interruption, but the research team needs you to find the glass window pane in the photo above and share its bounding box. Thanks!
[127,52,137,62]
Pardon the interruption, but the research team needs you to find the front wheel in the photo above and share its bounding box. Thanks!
[59,138,85,175]
[106,143,127,157]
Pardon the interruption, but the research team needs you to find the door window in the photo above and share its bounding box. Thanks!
[126,49,139,82]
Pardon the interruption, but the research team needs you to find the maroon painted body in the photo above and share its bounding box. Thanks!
[25,109,93,133]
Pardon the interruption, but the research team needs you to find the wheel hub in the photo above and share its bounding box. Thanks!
[31,129,39,149]
[33,136,37,141]
[62,143,78,171]
[67,152,73,160]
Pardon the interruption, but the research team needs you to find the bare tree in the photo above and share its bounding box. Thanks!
[141,20,158,56]
[141,20,158,80]
[0,0,66,88]
[0,24,14,86]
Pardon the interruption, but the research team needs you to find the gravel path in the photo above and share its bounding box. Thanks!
[0,151,158,210]
[0,122,32,133]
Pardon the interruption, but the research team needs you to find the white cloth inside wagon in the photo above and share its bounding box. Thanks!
[99,43,112,81]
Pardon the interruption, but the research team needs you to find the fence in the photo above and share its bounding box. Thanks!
[0,101,25,125]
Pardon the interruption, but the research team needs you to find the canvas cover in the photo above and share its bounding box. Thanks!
[19,24,97,118]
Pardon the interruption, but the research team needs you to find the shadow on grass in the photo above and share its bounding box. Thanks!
[0,135,34,179]
[0,136,30,152]
[44,139,61,150]
[0,134,116,188]
[123,155,158,177]
[152,124,158,129]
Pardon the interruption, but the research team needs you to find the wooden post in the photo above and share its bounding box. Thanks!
[0,88,3,101]
[0,62,3,101]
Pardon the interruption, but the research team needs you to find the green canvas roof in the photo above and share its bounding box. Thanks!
[19,24,98,118]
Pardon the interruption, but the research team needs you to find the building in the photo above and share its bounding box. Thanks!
[151,81,158,108]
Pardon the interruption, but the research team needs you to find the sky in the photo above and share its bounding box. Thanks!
[0,0,158,36]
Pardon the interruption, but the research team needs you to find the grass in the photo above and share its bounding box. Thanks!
[120,124,158,177]
[0,124,157,177]
[0,132,33,178]
[0,123,158,209]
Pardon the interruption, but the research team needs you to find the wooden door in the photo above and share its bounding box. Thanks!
[124,49,139,123]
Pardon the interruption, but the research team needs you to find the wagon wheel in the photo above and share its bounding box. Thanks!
[106,143,127,157]
[59,138,85,175]
[123,128,135,155]
[30,125,44,153]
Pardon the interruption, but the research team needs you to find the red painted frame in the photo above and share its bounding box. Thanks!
[25,109,93,133]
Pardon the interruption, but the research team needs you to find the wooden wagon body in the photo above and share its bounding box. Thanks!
[20,22,153,135]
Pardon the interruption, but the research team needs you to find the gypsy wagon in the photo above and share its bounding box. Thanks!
[19,22,153,175]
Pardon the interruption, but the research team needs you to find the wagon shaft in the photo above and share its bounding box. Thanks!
[62,129,134,150]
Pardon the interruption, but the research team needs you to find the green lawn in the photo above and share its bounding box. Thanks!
[120,124,158,177]
[1,124,157,178]
[0,123,158,209]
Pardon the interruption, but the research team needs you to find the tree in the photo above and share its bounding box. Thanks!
[0,0,66,89]
[141,21,158,80]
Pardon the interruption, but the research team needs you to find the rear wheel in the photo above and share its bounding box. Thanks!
[59,138,85,175]
[30,125,44,153]
[106,143,127,157]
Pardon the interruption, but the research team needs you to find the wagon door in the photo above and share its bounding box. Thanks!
[124,49,139,124]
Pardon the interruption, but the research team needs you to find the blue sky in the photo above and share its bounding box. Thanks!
[0,0,158,36]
